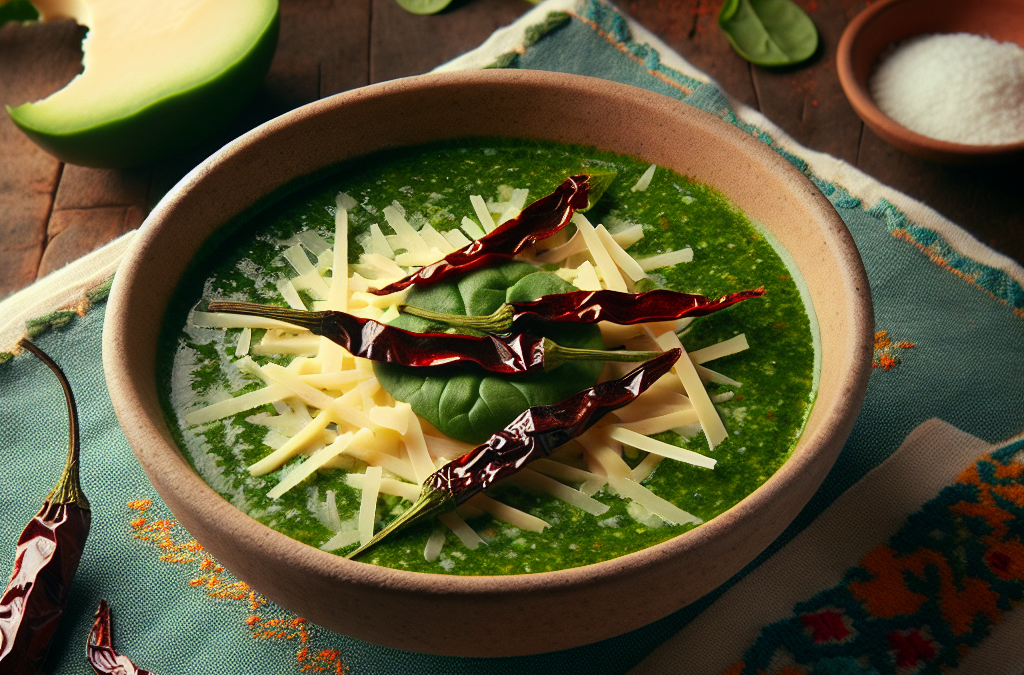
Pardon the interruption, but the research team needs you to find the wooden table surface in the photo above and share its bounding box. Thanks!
[2,0,1021,300]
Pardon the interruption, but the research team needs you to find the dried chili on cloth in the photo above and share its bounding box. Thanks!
[0,340,89,674]
[86,601,155,675]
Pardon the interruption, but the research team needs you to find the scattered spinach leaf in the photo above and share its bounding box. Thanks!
[374,262,604,444]
[0,0,38,24]
[718,0,818,67]
[395,0,453,15]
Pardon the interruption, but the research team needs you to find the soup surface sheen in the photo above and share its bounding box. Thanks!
[159,138,816,575]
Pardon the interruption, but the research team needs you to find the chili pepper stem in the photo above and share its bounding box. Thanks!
[207,301,326,334]
[543,340,662,370]
[398,303,516,333]
[18,339,88,510]
[347,486,455,560]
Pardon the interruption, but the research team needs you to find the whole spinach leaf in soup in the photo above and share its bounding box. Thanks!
[375,262,604,444]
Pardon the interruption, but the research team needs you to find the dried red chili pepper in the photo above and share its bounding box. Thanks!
[400,287,766,333]
[206,301,661,374]
[367,173,608,296]
[346,348,681,559]
[0,339,90,674]
[86,600,155,675]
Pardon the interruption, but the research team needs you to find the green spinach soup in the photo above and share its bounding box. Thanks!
[159,138,817,575]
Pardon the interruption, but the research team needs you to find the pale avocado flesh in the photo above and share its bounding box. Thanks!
[7,0,279,168]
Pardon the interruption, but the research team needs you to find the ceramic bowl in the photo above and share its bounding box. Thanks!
[103,69,872,657]
[837,0,1024,164]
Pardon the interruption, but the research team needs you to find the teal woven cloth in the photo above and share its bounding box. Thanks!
[2,1,1023,673]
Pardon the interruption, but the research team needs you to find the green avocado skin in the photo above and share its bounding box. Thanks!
[7,5,280,169]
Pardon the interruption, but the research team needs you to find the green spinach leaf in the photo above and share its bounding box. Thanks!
[374,262,604,444]
[0,0,38,24]
[395,0,453,15]
[718,0,818,67]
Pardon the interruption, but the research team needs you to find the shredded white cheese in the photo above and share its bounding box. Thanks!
[438,511,485,549]
[606,427,716,469]
[284,244,331,299]
[636,249,694,271]
[418,223,455,253]
[470,195,496,233]
[467,494,548,532]
[358,465,383,546]
[612,409,699,435]
[383,204,428,252]
[652,329,728,450]
[609,224,644,249]
[504,470,610,517]
[276,278,306,310]
[442,228,471,249]
[184,384,290,427]
[329,196,350,312]
[572,213,627,292]
[346,473,420,502]
[631,164,656,191]
[630,452,664,483]
[690,333,749,364]
[248,409,332,476]
[402,406,435,486]
[595,224,647,282]
[268,432,355,499]
[320,529,360,552]
[496,188,528,225]
[573,260,603,291]
[234,327,252,357]
[369,223,394,258]
[535,231,586,264]
[423,527,446,561]
[583,440,701,525]
[460,216,485,241]
[529,457,602,486]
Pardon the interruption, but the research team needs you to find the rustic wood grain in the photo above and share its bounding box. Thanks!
[0,0,1021,303]
[623,0,757,108]
[370,0,526,83]
[748,0,867,163]
[0,17,83,297]
[148,0,375,213]
[39,204,142,278]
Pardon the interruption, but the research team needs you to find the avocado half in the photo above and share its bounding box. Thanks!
[6,0,279,168]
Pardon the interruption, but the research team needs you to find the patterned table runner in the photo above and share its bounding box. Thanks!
[2,1,1023,673]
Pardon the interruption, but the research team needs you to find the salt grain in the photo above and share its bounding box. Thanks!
[869,32,1024,145]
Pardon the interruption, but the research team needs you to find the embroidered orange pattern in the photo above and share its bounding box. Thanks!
[719,439,1024,674]
[873,330,915,370]
[889,229,1024,319]
[127,499,347,674]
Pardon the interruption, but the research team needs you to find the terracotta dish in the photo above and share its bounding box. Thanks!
[102,70,872,656]
[837,0,1024,164]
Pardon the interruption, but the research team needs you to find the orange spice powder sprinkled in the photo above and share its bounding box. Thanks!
[126,499,347,673]
[873,330,915,370]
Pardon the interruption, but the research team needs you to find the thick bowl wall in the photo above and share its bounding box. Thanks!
[103,70,872,656]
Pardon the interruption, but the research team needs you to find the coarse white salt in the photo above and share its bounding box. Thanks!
[869,32,1024,145]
